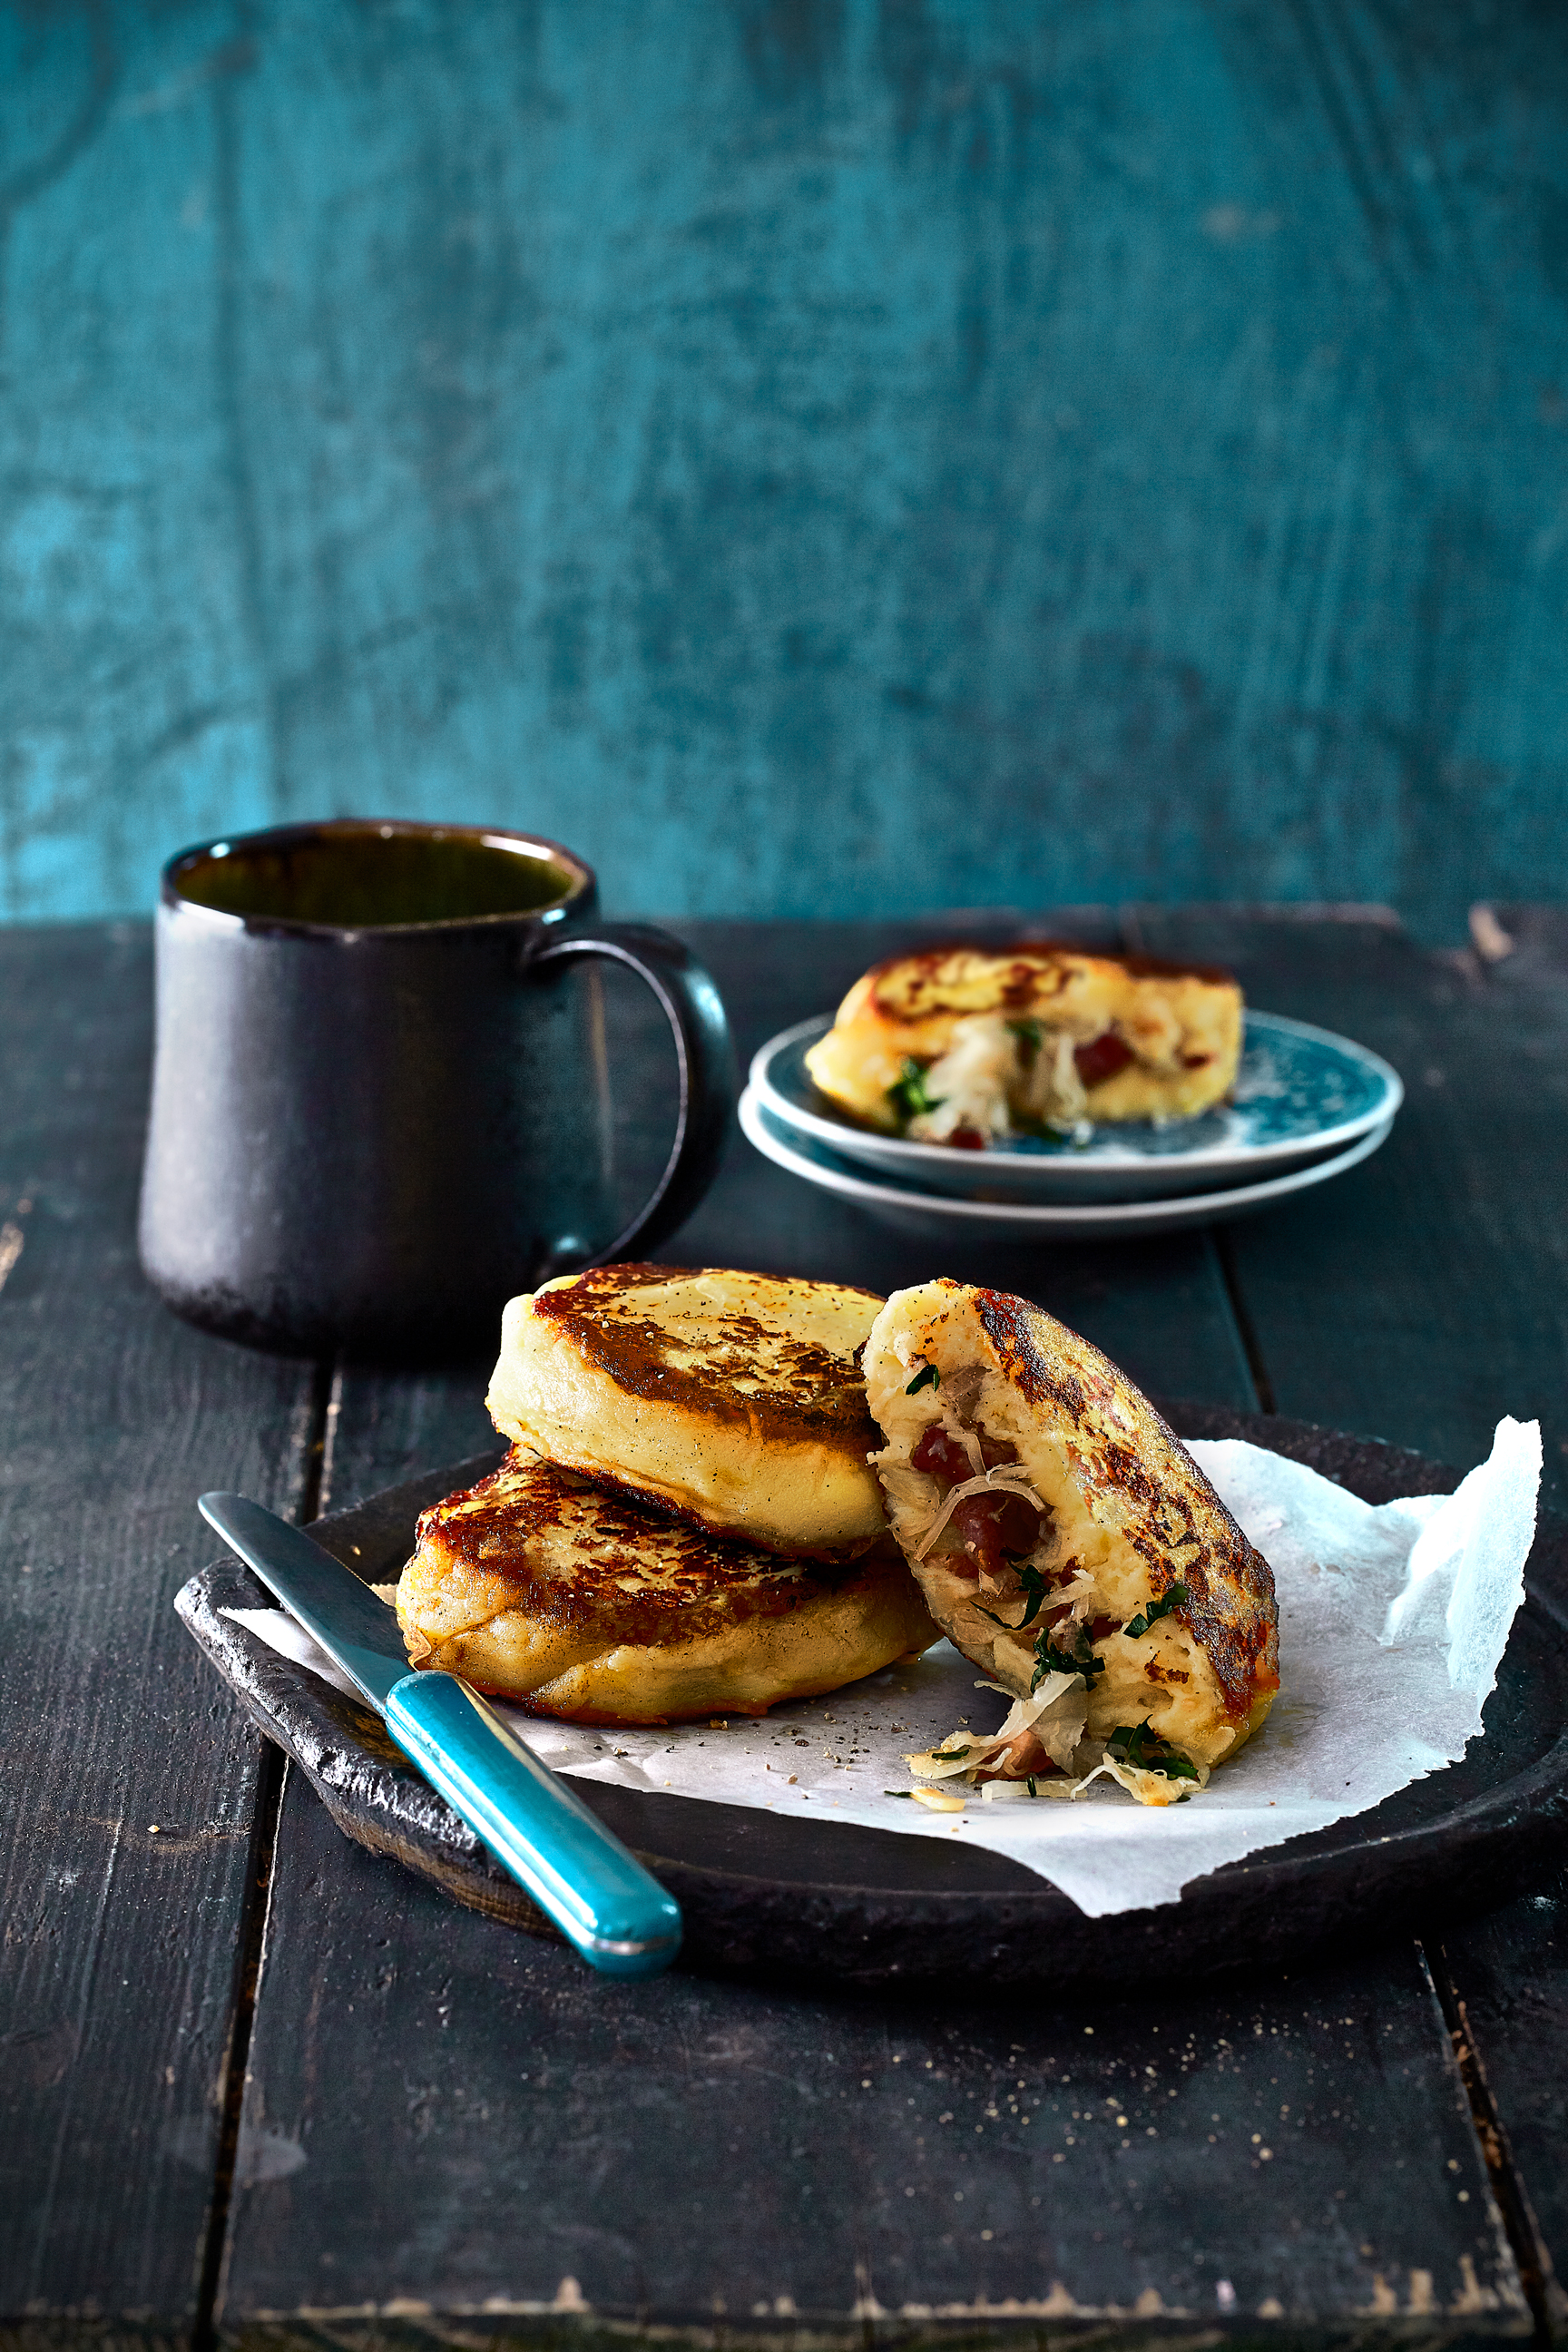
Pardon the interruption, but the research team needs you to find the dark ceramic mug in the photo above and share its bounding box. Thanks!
[137,818,736,1357]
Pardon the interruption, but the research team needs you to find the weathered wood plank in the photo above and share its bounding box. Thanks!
[0,924,317,2334]
[318,1361,494,1521]
[219,1787,1524,2344]
[1430,1873,1568,2332]
[1126,906,1568,2322]
[1428,908,1568,2314]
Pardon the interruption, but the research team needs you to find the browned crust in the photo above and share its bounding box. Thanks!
[971,1288,1279,1720]
[869,948,1068,1014]
[413,1452,890,1650]
[865,943,1236,1017]
[528,1263,885,1454]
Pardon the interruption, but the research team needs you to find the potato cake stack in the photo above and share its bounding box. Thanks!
[396,1266,938,1723]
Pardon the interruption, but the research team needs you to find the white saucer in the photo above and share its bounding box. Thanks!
[750,1010,1404,1202]
[739,1086,1396,1240]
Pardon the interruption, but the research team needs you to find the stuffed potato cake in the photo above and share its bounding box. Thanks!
[863,1279,1279,1804]
[805,944,1242,1144]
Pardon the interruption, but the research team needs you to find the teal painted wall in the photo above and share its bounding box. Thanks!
[3,0,1566,935]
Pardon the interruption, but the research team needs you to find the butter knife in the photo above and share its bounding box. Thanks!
[199,1492,683,1977]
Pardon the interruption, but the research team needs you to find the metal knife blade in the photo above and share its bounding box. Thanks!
[200,1491,408,1711]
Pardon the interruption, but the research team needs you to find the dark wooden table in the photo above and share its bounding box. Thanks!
[4,906,1566,2350]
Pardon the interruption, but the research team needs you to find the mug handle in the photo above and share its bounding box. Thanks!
[525,923,737,1269]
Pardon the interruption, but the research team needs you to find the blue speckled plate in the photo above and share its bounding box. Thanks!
[750,1011,1404,1203]
[740,1088,1396,1239]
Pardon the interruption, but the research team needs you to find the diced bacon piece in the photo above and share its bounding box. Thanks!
[1073,1031,1135,1089]
[910,1425,973,1483]
[908,1417,1051,1581]
[978,1727,1064,1780]
[950,1489,1044,1578]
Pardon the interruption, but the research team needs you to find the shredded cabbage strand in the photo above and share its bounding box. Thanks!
[904,1671,1088,1786]
[913,1465,1046,1561]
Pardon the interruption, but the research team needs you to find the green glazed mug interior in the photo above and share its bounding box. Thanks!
[167,818,586,932]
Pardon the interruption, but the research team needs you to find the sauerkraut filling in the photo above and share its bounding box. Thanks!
[890,1010,1204,1147]
[896,1398,1209,1808]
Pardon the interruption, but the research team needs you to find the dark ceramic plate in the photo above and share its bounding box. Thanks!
[175,1406,1568,1990]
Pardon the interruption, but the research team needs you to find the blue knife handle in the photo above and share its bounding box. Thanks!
[383,1673,682,1978]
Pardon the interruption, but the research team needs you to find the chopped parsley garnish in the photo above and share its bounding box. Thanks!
[926,1748,972,1763]
[1106,1721,1201,1780]
[1122,1582,1191,1640]
[1006,1016,1044,1054]
[976,1563,1055,1633]
[1026,1775,1039,1798]
[905,1362,940,1395]
[887,1058,940,1122]
[884,1789,915,1798]
[1031,1620,1106,1691]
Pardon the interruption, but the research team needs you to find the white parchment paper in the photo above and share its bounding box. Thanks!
[223,1418,1541,1918]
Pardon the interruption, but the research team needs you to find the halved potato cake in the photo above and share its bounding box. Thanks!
[804,944,1242,1142]
[485,1265,888,1555]
[863,1279,1279,1803]
[397,1450,937,1723]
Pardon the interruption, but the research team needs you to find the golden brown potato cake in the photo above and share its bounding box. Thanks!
[397,1451,938,1723]
[863,1279,1279,1804]
[804,944,1242,1142]
[485,1264,888,1555]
